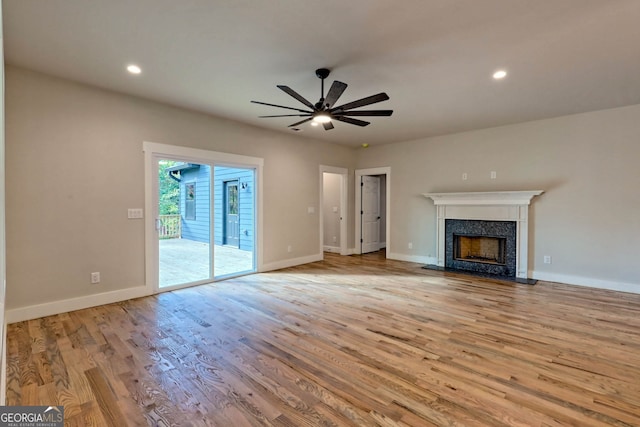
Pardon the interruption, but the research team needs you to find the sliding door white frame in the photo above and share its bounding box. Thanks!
[143,141,264,293]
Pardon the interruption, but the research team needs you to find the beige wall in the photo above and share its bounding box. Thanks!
[5,64,640,316]
[5,66,356,310]
[357,104,640,291]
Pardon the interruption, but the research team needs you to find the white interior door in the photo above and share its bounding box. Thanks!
[361,175,381,253]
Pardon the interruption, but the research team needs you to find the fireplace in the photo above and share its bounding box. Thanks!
[422,191,543,280]
[446,219,516,277]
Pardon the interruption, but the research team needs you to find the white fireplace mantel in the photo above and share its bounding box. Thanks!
[424,190,543,206]
[423,190,543,279]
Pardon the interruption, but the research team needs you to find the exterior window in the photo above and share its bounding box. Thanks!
[227,183,238,215]
[185,182,196,220]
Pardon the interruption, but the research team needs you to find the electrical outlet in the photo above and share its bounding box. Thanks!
[490,171,497,179]
[408,242,413,249]
[287,245,292,253]
[91,272,100,284]
[462,173,468,181]
[543,255,552,264]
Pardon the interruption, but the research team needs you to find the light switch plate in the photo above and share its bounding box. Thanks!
[128,208,144,219]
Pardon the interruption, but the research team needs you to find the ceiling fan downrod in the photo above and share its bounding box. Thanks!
[316,68,330,109]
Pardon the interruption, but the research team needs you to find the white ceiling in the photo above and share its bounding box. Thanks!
[4,0,640,148]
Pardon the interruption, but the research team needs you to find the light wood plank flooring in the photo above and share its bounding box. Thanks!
[6,252,640,426]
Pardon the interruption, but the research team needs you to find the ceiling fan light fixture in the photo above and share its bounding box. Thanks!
[493,69,507,80]
[313,113,332,123]
[127,64,142,74]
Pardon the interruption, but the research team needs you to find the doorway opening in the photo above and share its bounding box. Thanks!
[320,166,348,257]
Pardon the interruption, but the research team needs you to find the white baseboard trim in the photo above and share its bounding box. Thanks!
[260,253,323,272]
[532,271,640,294]
[9,263,635,326]
[323,245,341,253]
[387,252,436,265]
[6,285,153,324]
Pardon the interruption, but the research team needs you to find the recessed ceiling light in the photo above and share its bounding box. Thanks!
[310,122,319,127]
[127,64,142,75]
[493,70,507,80]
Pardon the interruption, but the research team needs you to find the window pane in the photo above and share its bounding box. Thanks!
[185,183,196,220]
[228,184,238,215]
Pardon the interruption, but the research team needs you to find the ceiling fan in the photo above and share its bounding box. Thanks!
[251,68,393,131]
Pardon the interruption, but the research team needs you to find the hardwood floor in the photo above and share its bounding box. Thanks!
[6,252,640,426]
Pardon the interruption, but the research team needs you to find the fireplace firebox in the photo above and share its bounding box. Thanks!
[445,219,517,277]
[454,235,506,265]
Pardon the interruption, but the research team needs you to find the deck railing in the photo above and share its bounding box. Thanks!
[159,214,181,239]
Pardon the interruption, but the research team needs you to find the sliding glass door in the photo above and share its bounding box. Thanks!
[144,142,261,293]
[157,159,212,288]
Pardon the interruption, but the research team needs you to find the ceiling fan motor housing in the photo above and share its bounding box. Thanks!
[315,68,331,80]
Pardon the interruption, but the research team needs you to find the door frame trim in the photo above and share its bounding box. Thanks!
[143,141,264,293]
[319,166,348,256]
[355,167,391,256]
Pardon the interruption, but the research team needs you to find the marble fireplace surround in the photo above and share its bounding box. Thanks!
[423,191,543,279]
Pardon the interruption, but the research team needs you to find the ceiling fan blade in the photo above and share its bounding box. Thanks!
[258,114,312,118]
[251,100,310,113]
[277,85,316,110]
[323,81,348,109]
[332,92,390,112]
[289,117,313,127]
[323,121,334,131]
[334,116,370,127]
[336,110,393,117]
